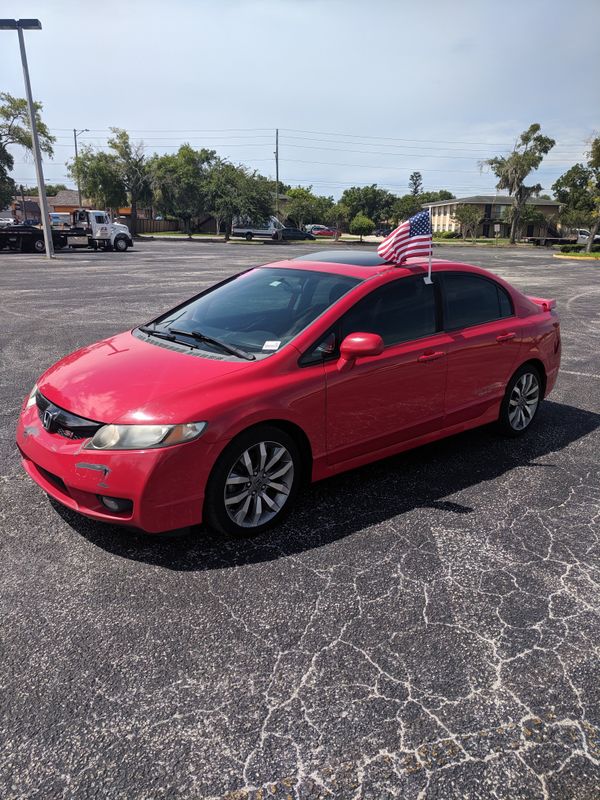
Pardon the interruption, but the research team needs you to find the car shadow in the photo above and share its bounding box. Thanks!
[50,400,600,571]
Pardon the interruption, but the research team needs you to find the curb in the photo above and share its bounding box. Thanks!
[553,253,600,261]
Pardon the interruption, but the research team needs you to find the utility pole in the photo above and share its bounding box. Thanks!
[1,19,55,258]
[20,184,26,222]
[73,128,89,207]
[275,128,279,217]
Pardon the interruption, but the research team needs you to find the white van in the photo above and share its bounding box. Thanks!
[231,215,284,241]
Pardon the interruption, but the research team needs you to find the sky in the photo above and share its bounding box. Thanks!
[2,0,599,200]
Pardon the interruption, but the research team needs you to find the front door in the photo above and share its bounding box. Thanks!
[322,275,450,465]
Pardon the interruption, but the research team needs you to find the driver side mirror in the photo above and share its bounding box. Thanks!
[337,332,384,372]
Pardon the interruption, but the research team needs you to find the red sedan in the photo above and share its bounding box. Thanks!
[17,250,560,536]
[311,226,338,237]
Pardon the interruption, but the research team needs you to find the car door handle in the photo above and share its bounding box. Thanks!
[496,332,516,342]
[418,351,445,362]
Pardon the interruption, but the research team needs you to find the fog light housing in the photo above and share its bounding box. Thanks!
[98,495,133,514]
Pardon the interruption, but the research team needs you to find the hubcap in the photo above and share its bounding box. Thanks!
[224,440,294,528]
[508,372,540,430]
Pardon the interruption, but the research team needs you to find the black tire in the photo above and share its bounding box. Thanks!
[114,236,128,252]
[204,425,302,537]
[497,363,542,437]
[245,232,253,241]
[33,238,45,253]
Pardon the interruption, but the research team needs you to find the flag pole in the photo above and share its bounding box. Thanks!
[424,207,433,284]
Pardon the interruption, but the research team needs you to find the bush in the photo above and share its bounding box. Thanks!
[560,244,584,253]
[349,213,375,240]
[433,230,461,239]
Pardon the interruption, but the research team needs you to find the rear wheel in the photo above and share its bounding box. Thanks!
[245,232,253,241]
[204,425,301,536]
[33,238,45,253]
[498,364,542,436]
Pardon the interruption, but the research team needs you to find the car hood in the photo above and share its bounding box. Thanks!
[37,331,254,425]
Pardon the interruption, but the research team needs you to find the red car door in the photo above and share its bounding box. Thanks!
[439,272,524,424]
[320,275,451,465]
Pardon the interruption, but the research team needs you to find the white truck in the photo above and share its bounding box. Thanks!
[0,209,134,253]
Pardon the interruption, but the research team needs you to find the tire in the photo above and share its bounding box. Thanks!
[245,232,253,241]
[33,238,45,253]
[498,364,542,437]
[204,425,301,537]
[114,237,128,252]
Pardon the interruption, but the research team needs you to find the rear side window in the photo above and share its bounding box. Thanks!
[441,273,513,330]
[340,275,437,346]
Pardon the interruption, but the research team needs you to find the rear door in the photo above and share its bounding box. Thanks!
[319,275,451,465]
[439,272,523,424]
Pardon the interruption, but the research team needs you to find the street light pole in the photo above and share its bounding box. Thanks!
[73,128,89,207]
[1,18,53,258]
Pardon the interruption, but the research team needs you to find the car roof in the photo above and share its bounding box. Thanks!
[265,251,508,283]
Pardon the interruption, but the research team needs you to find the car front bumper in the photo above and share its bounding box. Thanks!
[16,403,221,533]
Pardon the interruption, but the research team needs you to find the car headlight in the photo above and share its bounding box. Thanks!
[25,383,38,409]
[84,422,207,450]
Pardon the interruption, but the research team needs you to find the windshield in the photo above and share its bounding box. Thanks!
[150,267,361,357]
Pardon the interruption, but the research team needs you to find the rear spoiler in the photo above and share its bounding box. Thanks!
[527,296,556,312]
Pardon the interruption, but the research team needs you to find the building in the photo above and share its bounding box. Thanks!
[422,195,561,238]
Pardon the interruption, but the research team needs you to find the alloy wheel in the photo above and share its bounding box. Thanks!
[508,372,540,431]
[223,440,294,528]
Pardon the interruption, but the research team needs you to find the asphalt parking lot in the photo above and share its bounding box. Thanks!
[1,240,599,799]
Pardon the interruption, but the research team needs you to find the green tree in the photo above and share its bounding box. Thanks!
[0,92,55,210]
[349,212,375,241]
[68,147,127,209]
[452,204,482,240]
[582,137,600,252]
[501,204,549,239]
[340,185,395,225]
[552,162,596,238]
[409,171,423,195]
[205,161,273,240]
[325,201,350,239]
[391,194,421,224]
[106,128,152,233]
[149,145,216,236]
[482,123,555,243]
[285,186,333,229]
[20,183,68,197]
[420,190,455,203]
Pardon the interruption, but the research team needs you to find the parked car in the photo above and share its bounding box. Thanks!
[17,250,560,537]
[277,227,316,241]
[375,226,393,237]
[311,225,338,237]
[0,216,16,227]
[574,228,600,244]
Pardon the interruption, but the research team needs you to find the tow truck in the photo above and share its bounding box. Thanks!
[0,209,133,253]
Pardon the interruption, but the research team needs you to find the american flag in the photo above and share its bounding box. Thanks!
[377,210,432,264]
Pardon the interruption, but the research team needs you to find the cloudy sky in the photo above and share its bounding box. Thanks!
[2,0,599,199]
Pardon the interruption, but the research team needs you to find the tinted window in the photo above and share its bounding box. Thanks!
[441,273,513,330]
[295,250,390,266]
[340,276,437,346]
[150,268,361,357]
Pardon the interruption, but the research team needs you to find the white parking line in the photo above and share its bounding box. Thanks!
[561,370,600,380]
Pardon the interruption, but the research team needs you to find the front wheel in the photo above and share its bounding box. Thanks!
[204,425,301,536]
[245,232,253,241]
[114,237,128,252]
[498,364,542,437]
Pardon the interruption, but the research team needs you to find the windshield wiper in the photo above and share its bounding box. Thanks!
[138,325,200,349]
[169,327,255,361]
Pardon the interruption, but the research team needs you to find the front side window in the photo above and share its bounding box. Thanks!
[150,268,361,357]
[340,276,437,346]
[441,273,513,330]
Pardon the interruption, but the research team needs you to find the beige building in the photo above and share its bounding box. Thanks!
[422,195,561,238]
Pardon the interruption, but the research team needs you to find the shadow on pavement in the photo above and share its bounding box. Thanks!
[51,400,600,570]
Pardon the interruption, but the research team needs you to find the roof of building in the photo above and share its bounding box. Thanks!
[47,189,85,207]
[422,195,560,208]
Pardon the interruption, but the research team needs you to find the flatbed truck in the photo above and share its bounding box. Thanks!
[0,209,133,253]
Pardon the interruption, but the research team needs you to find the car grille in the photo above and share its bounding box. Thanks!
[36,392,103,440]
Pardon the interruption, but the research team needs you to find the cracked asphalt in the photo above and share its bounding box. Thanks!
[1,240,599,799]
